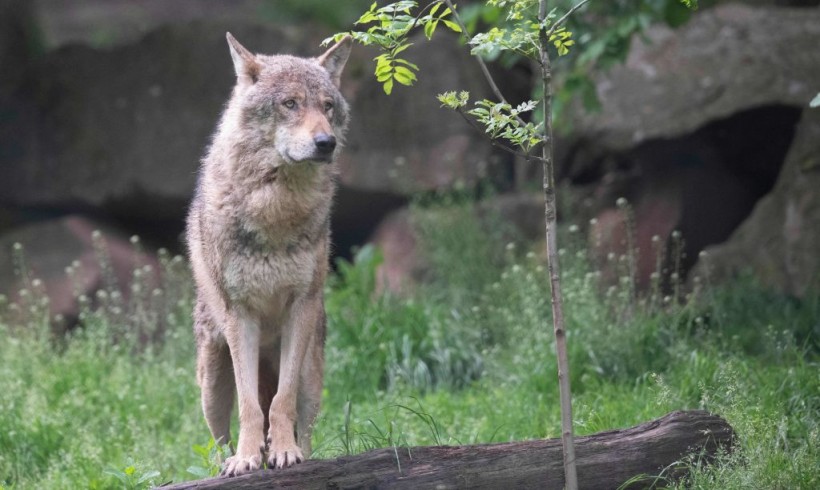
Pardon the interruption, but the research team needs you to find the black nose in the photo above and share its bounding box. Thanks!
[314,134,336,154]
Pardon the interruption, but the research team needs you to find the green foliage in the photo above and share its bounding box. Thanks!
[468,2,575,59]
[335,0,698,153]
[1,203,817,488]
[104,460,159,490]
[325,245,485,396]
[811,92,820,108]
[436,90,471,109]
[0,241,201,489]
[324,1,460,94]
[468,99,542,151]
[186,439,230,479]
[314,199,818,490]
[438,91,544,153]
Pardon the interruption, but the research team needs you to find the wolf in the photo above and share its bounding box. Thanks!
[186,32,352,476]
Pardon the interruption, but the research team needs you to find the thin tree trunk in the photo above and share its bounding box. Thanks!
[538,0,578,488]
[164,411,733,490]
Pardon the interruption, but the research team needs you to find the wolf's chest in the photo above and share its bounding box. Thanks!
[221,230,318,306]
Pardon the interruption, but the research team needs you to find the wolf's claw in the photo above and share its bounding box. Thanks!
[221,453,262,477]
[267,445,304,469]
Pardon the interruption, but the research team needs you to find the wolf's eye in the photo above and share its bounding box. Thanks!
[283,99,296,109]
[324,101,334,112]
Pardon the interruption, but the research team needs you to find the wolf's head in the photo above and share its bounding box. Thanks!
[224,33,352,166]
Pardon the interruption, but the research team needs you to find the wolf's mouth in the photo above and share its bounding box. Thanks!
[286,152,333,165]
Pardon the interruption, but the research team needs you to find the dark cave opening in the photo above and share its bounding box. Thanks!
[576,104,802,287]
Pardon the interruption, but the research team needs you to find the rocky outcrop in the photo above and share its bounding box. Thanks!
[691,109,820,297]
[571,4,820,150]
[0,21,500,264]
[0,23,319,220]
[565,4,820,289]
[0,216,160,329]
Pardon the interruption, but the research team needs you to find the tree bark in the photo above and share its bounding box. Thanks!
[166,410,733,489]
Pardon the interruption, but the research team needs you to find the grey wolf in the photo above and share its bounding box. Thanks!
[186,32,351,476]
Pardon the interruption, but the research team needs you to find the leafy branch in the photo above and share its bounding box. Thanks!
[324,1,461,94]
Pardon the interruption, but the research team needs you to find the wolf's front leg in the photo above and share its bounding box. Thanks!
[221,311,266,477]
[267,295,321,468]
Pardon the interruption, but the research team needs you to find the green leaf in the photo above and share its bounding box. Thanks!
[811,93,820,108]
[394,58,420,70]
[383,78,394,95]
[394,66,417,85]
[442,20,462,33]
[424,20,435,39]
[392,43,412,56]
[394,73,413,86]
[136,470,160,485]
[187,466,211,478]
[375,61,393,76]
[104,470,128,485]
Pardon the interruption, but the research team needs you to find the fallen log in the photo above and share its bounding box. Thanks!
[166,410,733,489]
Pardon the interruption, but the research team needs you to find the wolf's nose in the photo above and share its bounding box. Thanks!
[314,134,336,154]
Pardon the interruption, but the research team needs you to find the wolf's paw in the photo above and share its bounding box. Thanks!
[266,439,303,469]
[221,451,263,477]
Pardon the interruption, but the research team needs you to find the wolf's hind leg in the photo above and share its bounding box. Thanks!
[197,338,235,447]
[296,331,324,458]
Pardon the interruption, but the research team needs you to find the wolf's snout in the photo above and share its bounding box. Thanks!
[313,134,336,154]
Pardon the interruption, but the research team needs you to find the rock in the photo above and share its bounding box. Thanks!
[691,109,820,297]
[338,31,501,195]
[0,22,320,221]
[583,104,802,289]
[476,192,547,246]
[33,0,272,49]
[0,0,40,93]
[0,215,160,329]
[571,4,820,150]
[332,186,407,261]
[371,193,546,294]
[0,22,493,259]
[563,4,817,288]
[371,209,424,294]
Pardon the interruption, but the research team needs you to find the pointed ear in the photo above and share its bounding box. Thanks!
[226,32,261,83]
[317,36,352,87]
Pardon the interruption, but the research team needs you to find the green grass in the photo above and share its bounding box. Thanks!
[0,200,817,489]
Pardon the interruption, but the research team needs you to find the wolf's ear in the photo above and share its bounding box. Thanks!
[317,36,352,88]
[226,32,261,83]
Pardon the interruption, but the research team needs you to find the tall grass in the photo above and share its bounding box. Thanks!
[0,198,817,489]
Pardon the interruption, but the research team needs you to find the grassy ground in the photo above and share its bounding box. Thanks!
[0,199,817,489]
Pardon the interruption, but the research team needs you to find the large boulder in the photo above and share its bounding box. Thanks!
[691,109,820,297]
[563,4,819,288]
[0,0,40,93]
[0,22,320,221]
[33,0,270,49]
[571,4,820,149]
[0,215,160,329]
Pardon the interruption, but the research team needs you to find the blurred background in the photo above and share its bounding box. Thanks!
[1,2,819,488]
[0,0,818,324]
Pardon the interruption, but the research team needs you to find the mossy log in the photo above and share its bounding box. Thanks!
[166,410,732,489]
